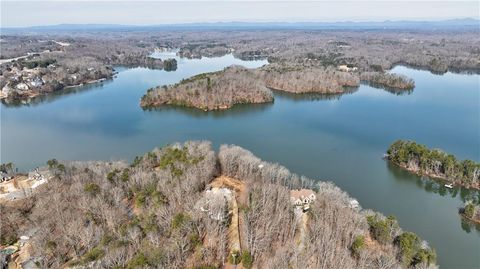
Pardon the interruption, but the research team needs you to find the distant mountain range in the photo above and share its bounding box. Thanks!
[2,18,479,33]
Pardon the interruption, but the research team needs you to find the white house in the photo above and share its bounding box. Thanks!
[27,168,51,182]
[348,199,360,209]
[15,83,29,91]
[337,65,358,72]
[29,77,44,88]
[290,189,316,211]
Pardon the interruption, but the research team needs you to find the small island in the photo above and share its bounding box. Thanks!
[162,58,177,71]
[360,72,415,90]
[386,140,480,189]
[141,65,273,111]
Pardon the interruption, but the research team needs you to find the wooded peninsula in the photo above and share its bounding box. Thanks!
[1,141,437,269]
[460,202,480,225]
[386,140,480,189]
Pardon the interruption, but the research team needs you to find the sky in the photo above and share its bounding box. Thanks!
[1,1,479,27]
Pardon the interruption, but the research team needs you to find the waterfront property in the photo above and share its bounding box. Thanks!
[1,55,479,268]
[290,189,316,211]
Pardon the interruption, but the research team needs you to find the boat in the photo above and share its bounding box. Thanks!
[445,184,453,189]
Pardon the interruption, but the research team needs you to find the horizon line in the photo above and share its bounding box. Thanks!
[2,17,479,29]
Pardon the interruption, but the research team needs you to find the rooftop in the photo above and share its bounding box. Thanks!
[290,189,315,200]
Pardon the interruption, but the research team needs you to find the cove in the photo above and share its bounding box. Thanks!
[1,54,479,268]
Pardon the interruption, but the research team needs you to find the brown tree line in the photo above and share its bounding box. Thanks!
[360,72,415,90]
[3,29,478,104]
[258,63,360,93]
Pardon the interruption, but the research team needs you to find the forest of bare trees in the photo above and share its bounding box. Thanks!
[142,30,479,74]
[141,63,363,111]
[360,72,415,90]
[0,36,176,103]
[2,141,437,269]
[141,66,274,111]
[2,29,479,104]
[258,63,360,93]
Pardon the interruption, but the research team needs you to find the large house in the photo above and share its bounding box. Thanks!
[337,64,358,72]
[290,189,316,211]
[27,168,51,182]
[29,77,44,88]
[0,171,13,182]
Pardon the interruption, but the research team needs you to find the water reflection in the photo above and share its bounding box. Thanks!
[360,82,414,96]
[391,63,480,76]
[143,101,274,118]
[271,87,358,102]
[461,218,480,234]
[386,162,480,204]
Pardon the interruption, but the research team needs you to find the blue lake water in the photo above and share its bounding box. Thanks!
[1,54,479,268]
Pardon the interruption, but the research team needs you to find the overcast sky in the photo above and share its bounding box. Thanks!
[1,1,479,27]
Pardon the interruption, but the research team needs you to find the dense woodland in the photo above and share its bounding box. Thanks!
[141,63,363,111]
[2,29,479,104]
[360,72,415,90]
[1,141,437,269]
[141,57,419,111]
[0,37,176,102]
[141,30,480,74]
[0,36,63,59]
[2,30,479,75]
[387,140,480,189]
[258,63,359,93]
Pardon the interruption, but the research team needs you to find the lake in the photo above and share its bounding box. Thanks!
[1,54,479,268]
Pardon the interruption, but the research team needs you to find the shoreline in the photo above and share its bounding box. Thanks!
[142,98,273,112]
[266,85,347,95]
[387,160,480,191]
[1,76,112,103]
[64,77,109,90]
[459,213,480,225]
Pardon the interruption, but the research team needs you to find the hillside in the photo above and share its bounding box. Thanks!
[1,141,437,269]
